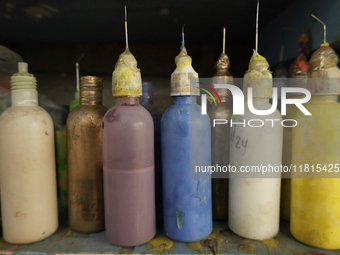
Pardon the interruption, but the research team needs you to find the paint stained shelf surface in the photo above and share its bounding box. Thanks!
[0,221,338,255]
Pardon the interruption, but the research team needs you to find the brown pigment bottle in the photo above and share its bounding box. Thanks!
[67,76,107,233]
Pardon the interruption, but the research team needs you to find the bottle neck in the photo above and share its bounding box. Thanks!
[115,97,140,106]
[80,87,102,105]
[310,95,338,102]
[11,89,38,106]
[173,95,197,104]
[10,74,38,106]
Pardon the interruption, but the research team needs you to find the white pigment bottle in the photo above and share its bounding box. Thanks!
[229,51,282,240]
[0,63,58,244]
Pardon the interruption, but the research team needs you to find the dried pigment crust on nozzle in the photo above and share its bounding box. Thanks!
[213,52,234,97]
[170,45,199,96]
[243,50,272,98]
[112,48,142,97]
[308,45,340,95]
[214,53,231,77]
[11,62,37,90]
[309,45,339,75]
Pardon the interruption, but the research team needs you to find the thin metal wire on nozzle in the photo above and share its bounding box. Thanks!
[222,27,226,54]
[255,0,259,54]
[76,53,85,92]
[125,5,129,49]
[311,14,326,44]
[182,25,185,47]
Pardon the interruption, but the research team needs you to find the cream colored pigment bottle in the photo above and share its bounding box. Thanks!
[229,51,282,240]
[0,63,58,244]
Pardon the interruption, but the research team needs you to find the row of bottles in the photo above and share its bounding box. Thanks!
[1,42,339,249]
[0,10,339,251]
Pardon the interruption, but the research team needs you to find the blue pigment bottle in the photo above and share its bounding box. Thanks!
[161,31,212,242]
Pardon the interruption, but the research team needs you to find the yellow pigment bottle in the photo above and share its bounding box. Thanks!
[290,44,340,249]
[281,29,309,221]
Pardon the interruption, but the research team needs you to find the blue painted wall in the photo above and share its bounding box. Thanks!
[259,0,340,66]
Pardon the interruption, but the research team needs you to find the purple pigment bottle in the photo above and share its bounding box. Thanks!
[102,10,156,246]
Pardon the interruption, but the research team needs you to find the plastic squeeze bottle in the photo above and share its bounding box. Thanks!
[102,14,156,245]
[0,62,58,244]
[161,30,212,242]
[208,27,233,220]
[290,43,340,249]
[67,76,106,233]
[229,51,282,240]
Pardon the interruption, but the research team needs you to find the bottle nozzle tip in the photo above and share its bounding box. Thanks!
[18,62,28,73]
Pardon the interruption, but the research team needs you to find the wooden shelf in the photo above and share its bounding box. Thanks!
[0,220,339,254]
